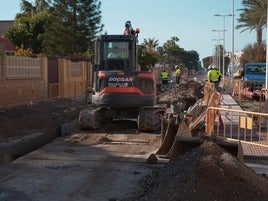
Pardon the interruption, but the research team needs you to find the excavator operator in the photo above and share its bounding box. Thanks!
[108,46,119,58]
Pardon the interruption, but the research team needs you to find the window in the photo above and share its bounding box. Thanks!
[246,65,266,75]
[104,42,129,59]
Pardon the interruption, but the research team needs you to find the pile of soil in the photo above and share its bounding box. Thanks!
[158,81,204,113]
[158,81,204,103]
[173,80,204,99]
[123,141,268,201]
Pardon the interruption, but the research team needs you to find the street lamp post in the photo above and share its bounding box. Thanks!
[214,14,232,79]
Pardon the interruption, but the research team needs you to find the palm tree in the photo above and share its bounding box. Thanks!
[141,38,159,53]
[17,0,49,18]
[236,0,267,46]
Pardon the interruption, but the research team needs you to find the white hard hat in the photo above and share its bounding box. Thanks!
[208,64,215,70]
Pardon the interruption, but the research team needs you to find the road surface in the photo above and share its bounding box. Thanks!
[0,128,166,201]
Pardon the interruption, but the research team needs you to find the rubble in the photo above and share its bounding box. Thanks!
[123,141,268,201]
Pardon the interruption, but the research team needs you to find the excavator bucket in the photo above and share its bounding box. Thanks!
[156,114,178,157]
[168,136,203,160]
[156,101,206,159]
[160,113,169,143]
[156,91,243,161]
[167,121,198,160]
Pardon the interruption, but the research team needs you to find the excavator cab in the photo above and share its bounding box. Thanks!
[90,33,155,108]
[92,35,138,72]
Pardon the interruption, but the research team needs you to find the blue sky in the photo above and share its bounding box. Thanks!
[0,0,262,61]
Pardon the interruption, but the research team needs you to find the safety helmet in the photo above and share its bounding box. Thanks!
[175,65,178,69]
[208,64,215,70]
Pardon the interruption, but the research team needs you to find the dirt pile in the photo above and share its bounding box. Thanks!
[158,81,204,112]
[158,81,203,101]
[173,80,204,99]
[124,141,268,201]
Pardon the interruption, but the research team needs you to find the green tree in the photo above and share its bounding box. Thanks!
[236,0,267,60]
[17,0,49,17]
[138,36,201,72]
[161,36,201,71]
[43,0,103,55]
[240,42,266,67]
[162,36,184,69]
[138,38,160,70]
[4,0,50,54]
[181,50,200,71]
[142,38,159,53]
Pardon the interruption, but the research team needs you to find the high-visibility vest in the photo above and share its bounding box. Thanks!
[208,69,222,82]
[176,68,181,75]
[161,71,168,79]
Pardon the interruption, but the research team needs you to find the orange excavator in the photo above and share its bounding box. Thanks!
[79,21,165,131]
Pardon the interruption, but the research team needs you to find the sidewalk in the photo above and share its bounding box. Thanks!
[220,94,268,159]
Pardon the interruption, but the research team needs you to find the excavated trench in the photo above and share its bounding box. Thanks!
[0,98,84,164]
[0,81,204,165]
[0,128,60,164]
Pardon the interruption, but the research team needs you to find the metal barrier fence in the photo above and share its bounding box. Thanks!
[203,82,215,105]
[207,106,268,148]
[196,81,268,148]
[0,81,89,108]
[232,79,242,100]
[260,88,268,111]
